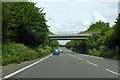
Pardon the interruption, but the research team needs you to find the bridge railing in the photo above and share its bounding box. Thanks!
[52,31,80,34]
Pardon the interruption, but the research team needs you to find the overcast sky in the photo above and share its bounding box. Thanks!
[30,1,118,45]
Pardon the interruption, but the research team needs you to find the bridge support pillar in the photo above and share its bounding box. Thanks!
[85,44,89,54]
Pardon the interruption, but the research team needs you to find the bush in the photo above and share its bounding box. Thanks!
[101,50,117,59]
[88,48,100,57]
[70,47,74,51]
[88,45,118,59]
[2,42,38,65]
[2,42,52,65]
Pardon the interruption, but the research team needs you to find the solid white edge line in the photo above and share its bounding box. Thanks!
[90,56,104,59]
[81,54,104,59]
[2,54,53,79]
[86,61,98,67]
[106,69,120,76]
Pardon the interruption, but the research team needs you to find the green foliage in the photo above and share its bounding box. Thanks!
[65,40,86,53]
[97,15,120,48]
[59,44,62,47]
[86,36,96,49]
[102,28,115,47]
[88,45,118,59]
[66,19,119,60]
[88,46,107,57]
[87,20,110,32]
[2,2,49,46]
[99,46,118,59]
[2,42,51,65]
[88,48,100,56]
[2,42,37,65]
[49,40,59,49]
[2,2,60,65]
[2,3,11,41]
[102,15,120,48]
[35,46,51,58]
[81,20,110,34]
[113,14,120,46]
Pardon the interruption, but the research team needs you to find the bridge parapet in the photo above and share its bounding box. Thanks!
[48,34,92,40]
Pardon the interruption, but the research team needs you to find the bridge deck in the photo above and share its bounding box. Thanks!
[48,34,92,40]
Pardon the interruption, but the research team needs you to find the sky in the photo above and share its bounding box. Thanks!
[29,0,118,45]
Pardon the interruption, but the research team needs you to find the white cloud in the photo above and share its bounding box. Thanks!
[83,21,91,26]
[93,12,108,22]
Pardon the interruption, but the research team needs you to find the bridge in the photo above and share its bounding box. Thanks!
[48,34,93,40]
[48,34,99,53]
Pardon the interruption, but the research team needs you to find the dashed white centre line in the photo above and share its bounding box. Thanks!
[69,53,119,77]
[105,69,120,76]
[86,61,98,67]
[78,58,83,60]
[69,54,83,61]
[73,56,76,58]
[80,54,104,59]
[68,54,72,56]
[68,54,76,57]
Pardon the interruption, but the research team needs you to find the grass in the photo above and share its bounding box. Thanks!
[2,42,51,66]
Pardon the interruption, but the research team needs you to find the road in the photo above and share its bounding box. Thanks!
[2,47,120,80]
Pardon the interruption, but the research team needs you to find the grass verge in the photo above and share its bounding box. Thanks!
[2,42,51,66]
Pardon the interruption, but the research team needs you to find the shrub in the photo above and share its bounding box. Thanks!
[2,42,38,65]
[101,49,117,59]
[88,48,100,57]
[2,42,51,66]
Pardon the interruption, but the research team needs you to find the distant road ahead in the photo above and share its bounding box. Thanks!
[2,47,120,79]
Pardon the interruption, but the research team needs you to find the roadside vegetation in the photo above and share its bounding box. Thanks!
[2,2,59,65]
[66,15,120,60]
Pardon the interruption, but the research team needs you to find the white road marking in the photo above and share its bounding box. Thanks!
[69,54,83,60]
[106,69,120,76]
[78,58,83,60]
[79,54,104,59]
[73,56,76,58]
[2,54,53,79]
[90,56,104,59]
[68,54,75,57]
[86,61,98,67]
[68,54,72,56]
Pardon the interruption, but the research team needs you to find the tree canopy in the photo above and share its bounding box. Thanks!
[2,2,49,46]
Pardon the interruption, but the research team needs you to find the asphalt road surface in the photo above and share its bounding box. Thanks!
[2,47,120,79]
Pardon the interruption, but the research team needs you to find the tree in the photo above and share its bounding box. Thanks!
[86,36,96,50]
[113,14,120,46]
[103,14,120,48]
[84,20,110,34]
[49,40,59,49]
[2,2,49,46]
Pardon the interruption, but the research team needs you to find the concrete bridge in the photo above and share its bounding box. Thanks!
[48,34,99,53]
[48,34,93,40]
